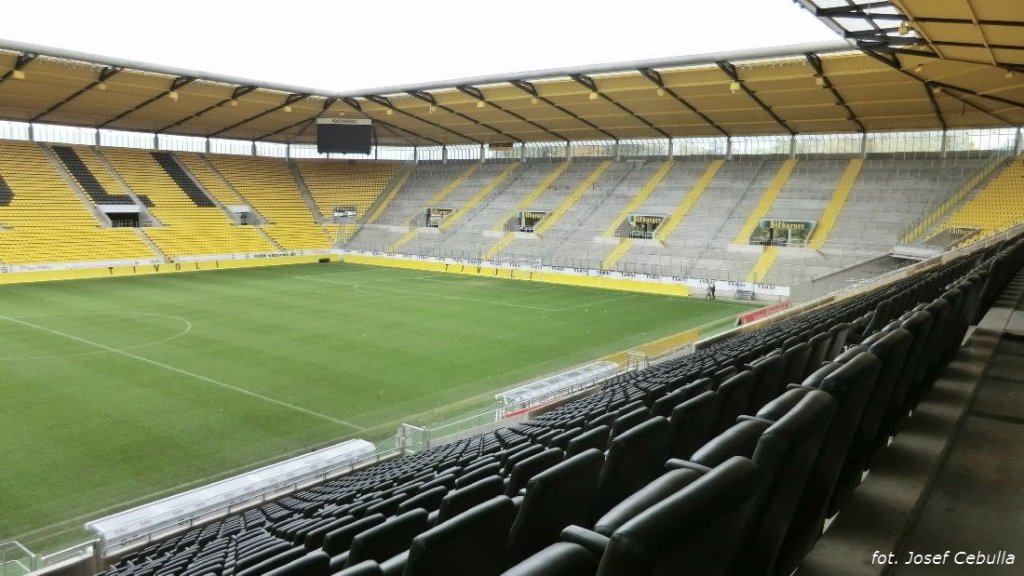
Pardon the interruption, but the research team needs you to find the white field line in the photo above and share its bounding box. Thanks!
[0,315,365,432]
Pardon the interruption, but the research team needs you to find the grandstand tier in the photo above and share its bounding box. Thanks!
[88,228,1024,576]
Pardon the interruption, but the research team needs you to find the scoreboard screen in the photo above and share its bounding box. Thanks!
[317,118,373,154]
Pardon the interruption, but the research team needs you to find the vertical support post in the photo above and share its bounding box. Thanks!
[667,138,674,158]
[204,137,211,154]
[789,135,796,159]
[251,141,257,157]
[940,129,948,158]
[860,132,868,158]
[479,143,485,163]
[442,146,448,164]
[27,122,35,142]
[614,140,621,161]
[725,137,733,160]
[1015,127,1023,155]
[153,133,159,151]
[565,141,572,159]
[413,146,419,164]
[93,129,100,148]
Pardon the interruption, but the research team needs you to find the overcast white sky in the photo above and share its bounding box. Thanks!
[0,0,841,93]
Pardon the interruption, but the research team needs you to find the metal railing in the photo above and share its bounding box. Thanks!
[0,541,35,576]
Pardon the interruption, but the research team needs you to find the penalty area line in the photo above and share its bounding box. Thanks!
[0,315,366,432]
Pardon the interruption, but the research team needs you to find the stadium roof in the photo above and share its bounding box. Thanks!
[0,0,1021,147]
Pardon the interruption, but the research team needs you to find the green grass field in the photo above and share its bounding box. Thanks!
[0,262,755,549]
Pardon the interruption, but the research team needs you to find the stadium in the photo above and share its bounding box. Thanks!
[0,0,1022,575]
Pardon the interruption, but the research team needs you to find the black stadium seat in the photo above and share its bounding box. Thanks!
[507,449,605,563]
[403,496,516,576]
[558,456,761,576]
[591,417,671,520]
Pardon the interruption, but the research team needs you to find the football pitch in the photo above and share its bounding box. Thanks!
[0,262,756,549]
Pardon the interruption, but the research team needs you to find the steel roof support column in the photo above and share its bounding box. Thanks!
[413,146,419,164]
[861,132,867,158]
[614,141,621,160]
[667,138,674,158]
[480,144,485,163]
[940,129,948,158]
[442,146,448,164]
[1015,128,1022,155]
[789,136,796,159]
[726,137,733,160]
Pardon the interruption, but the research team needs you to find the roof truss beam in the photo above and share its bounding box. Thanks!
[339,97,440,146]
[716,60,795,135]
[100,76,195,128]
[569,73,670,139]
[32,66,122,122]
[157,85,257,133]
[0,52,37,84]
[455,85,568,142]
[818,7,1024,28]
[804,53,865,132]
[361,94,482,145]
[936,86,1018,126]
[924,83,947,130]
[209,93,307,137]
[409,88,522,143]
[510,80,618,141]
[638,67,729,136]
[253,96,340,141]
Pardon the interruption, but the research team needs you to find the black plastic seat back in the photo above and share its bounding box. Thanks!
[501,542,598,576]
[345,509,429,567]
[806,331,833,374]
[747,354,784,414]
[668,391,719,460]
[651,388,688,418]
[774,352,882,576]
[596,456,762,576]
[501,444,544,473]
[711,371,755,435]
[505,448,564,496]
[235,547,306,576]
[609,407,649,439]
[826,323,852,360]
[592,468,703,536]
[396,487,448,515]
[738,390,838,576]
[404,496,516,576]
[455,462,501,489]
[780,342,813,387]
[830,328,912,516]
[902,300,948,422]
[436,476,503,525]
[565,425,610,458]
[548,427,583,451]
[592,417,671,520]
[507,449,605,563]
[263,551,329,576]
[870,311,932,465]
